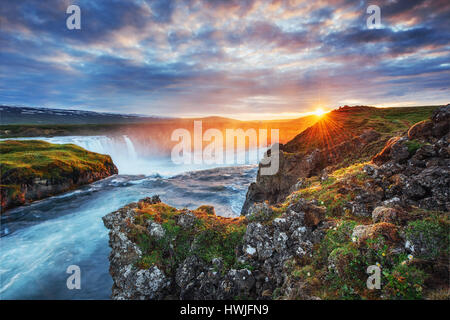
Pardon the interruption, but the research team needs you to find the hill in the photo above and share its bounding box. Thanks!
[0,105,320,154]
[0,105,164,125]
[242,105,441,213]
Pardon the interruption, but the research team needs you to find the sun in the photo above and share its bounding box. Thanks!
[314,108,326,116]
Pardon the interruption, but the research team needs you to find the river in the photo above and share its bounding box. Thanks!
[0,136,258,299]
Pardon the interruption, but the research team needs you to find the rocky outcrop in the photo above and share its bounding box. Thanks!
[321,105,449,217]
[103,196,329,300]
[0,140,118,212]
[1,165,117,212]
[368,105,449,212]
[242,128,381,214]
[242,105,449,215]
[236,200,331,299]
[103,196,170,299]
[104,105,449,300]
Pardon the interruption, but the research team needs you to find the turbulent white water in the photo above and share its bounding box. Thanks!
[0,135,258,299]
[5,135,264,176]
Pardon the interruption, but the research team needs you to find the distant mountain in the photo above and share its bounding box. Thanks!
[0,105,319,145]
[0,105,167,125]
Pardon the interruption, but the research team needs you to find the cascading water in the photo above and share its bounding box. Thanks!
[3,135,169,175]
[123,136,138,160]
[0,135,259,299]
[2,135,264,176]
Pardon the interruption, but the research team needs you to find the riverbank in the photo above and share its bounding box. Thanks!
[0,165,255,299]
[0,140,118,213]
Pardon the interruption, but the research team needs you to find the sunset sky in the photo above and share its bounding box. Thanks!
[1,0,449,119]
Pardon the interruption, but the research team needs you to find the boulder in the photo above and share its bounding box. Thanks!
[372,206,403,224]
[431,104,449,138]
[352,222,400,244]
[408,120,433,140]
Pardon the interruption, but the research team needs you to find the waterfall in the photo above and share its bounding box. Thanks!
[123,135,138,160]
[2,135,148,175]
[49,136,144,175]
[2,135,262,176]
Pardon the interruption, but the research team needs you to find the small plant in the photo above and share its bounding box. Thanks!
[383,264,427,299]
[133,202,246,276]
[405,139,424,154]
[404,218,448,259]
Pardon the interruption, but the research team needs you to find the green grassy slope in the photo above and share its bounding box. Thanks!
[0,140,117,211]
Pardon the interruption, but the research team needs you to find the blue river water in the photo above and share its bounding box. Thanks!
[0,136,257,299]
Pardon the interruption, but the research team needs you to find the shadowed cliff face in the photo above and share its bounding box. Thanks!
[241,106,441,214]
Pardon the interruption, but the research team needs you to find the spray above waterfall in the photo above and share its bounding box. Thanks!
[3,135,261,176]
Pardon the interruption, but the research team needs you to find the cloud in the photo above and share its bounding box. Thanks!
[0,0,448,118]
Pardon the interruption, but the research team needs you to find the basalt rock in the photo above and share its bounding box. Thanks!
[104,197,328,300]
[369,105,450,212]
[242,129,381,214]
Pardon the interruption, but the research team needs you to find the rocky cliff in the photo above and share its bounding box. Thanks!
[241,106,440,214]
[104,105,448,300]
[0,140,118,212]
[103,196,329,300]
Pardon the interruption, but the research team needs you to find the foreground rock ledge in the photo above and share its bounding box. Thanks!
[102,196,329,300]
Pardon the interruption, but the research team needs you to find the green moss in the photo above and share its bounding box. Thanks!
[245,204,281,223]
[299,214,440,300]
[405,217,449,259]
[291,163,369,217]
[132,202,246,276]
[405,139,424,154]
[194,223,246,270]
[314,221,357,268]
[0,140,115,210]
[380,106,437,126]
